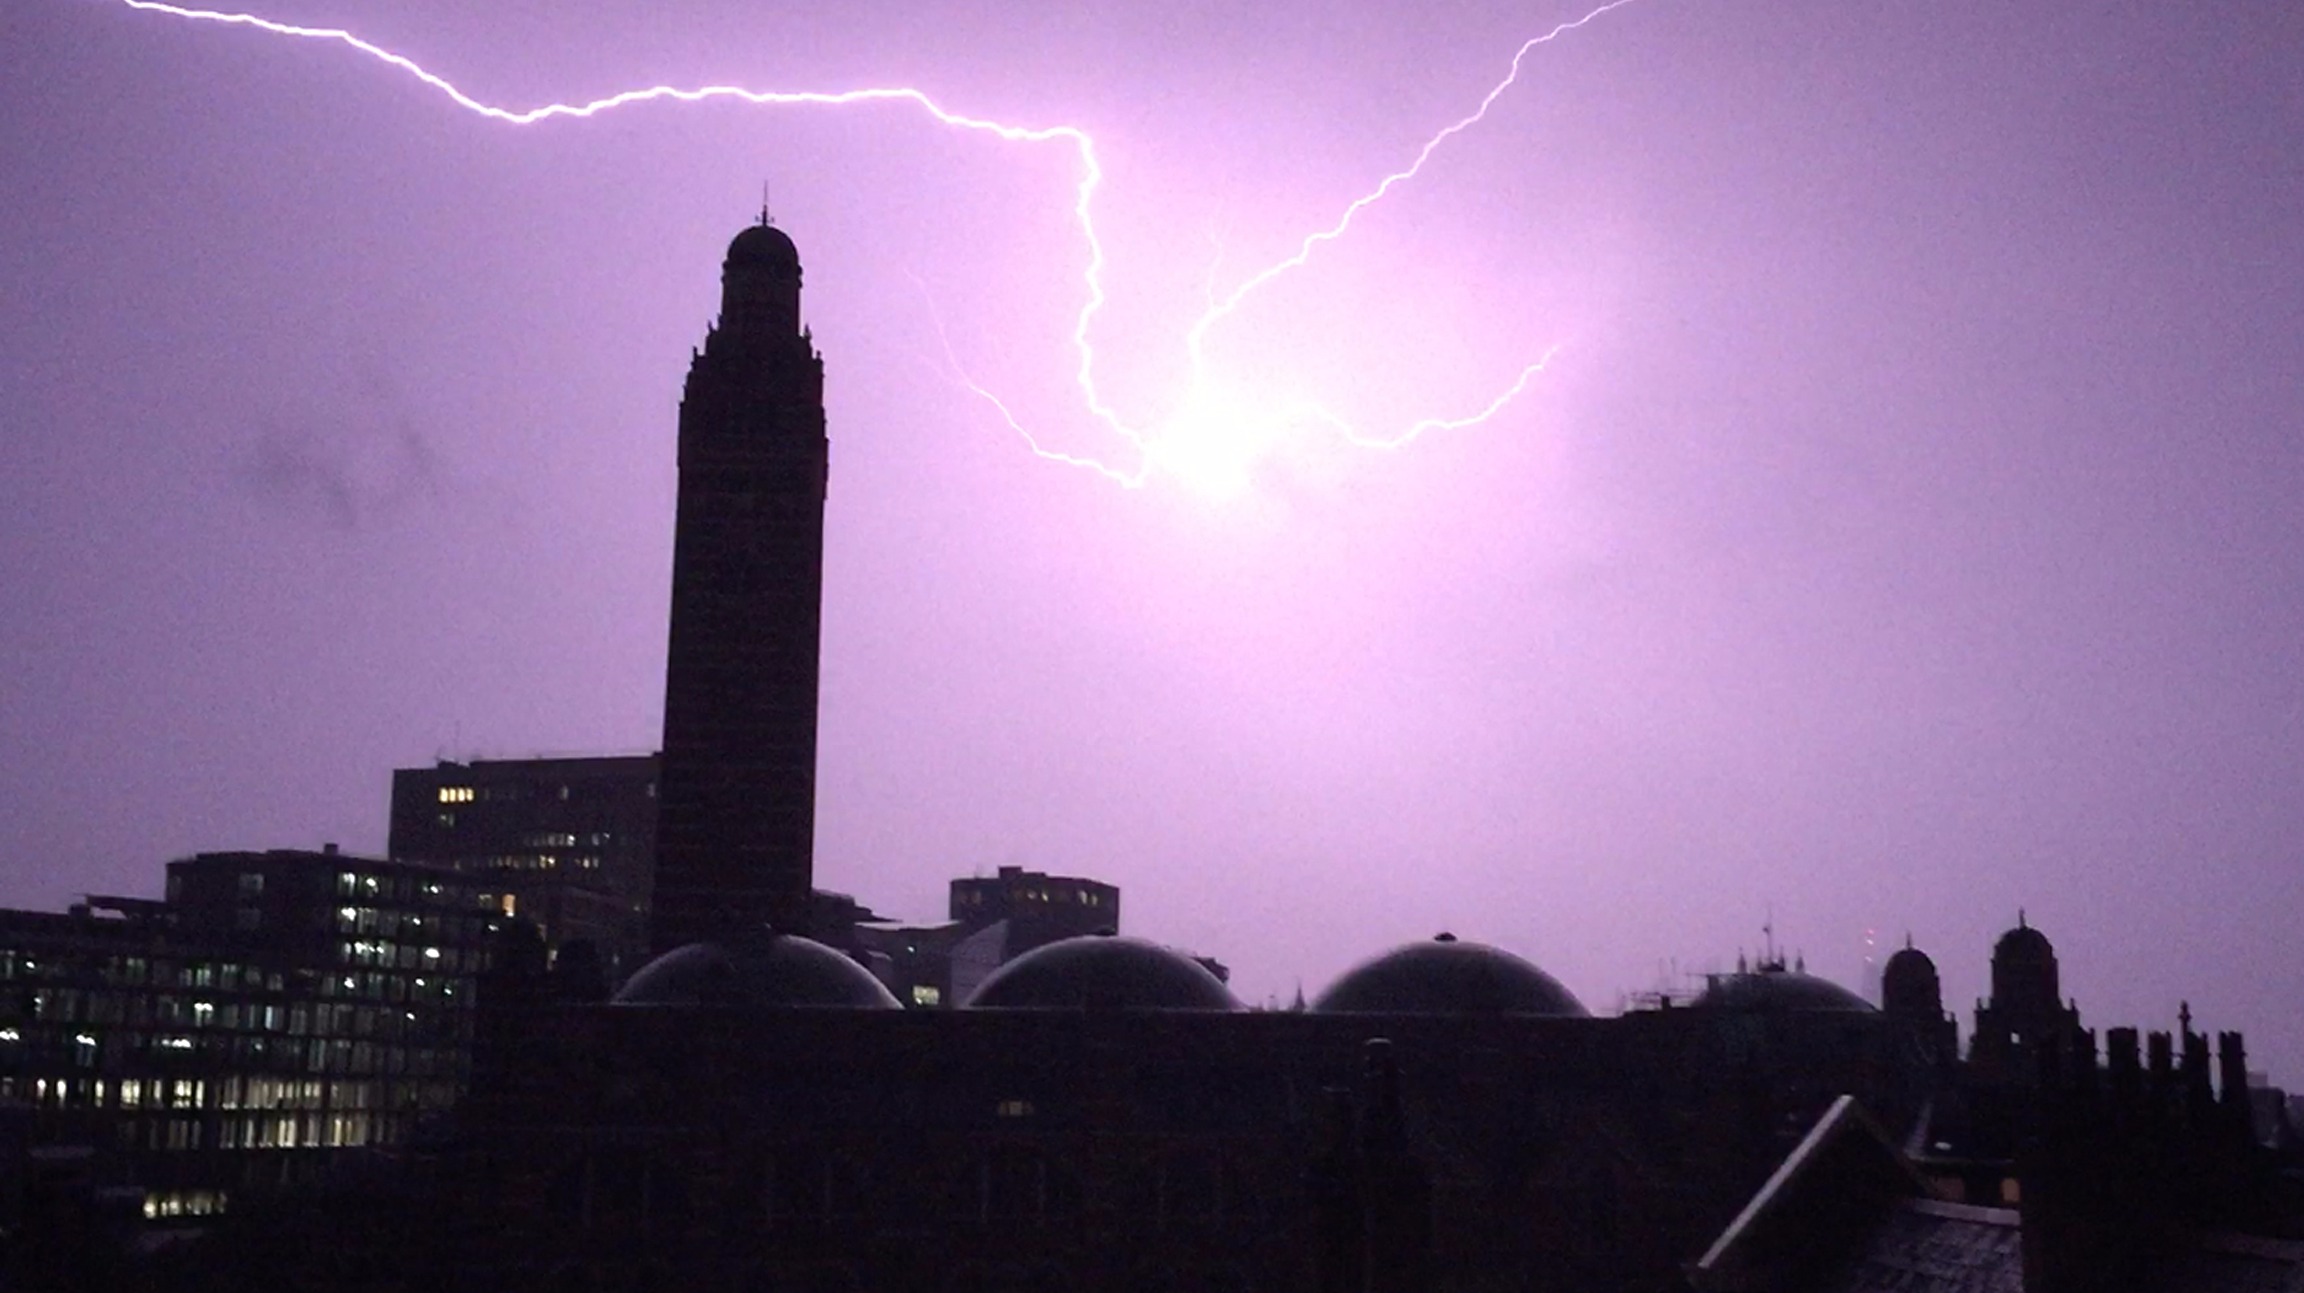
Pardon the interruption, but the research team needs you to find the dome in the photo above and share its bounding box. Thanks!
[962,935,1241,1011]
[613,931,900,1009]
[1882,946,1939,992]
[1696,967,1875,1013]
[1881,945,1942,1015]
[1994,921,2055,963]
[1313,935,1588,1017]
[726,222,799,268]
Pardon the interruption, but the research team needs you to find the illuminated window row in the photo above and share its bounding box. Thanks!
[0,955,280,992]
[334,871,460,905]
[22,993,460,1039]
[11,1068,453,1113]
[473,853,599,871]
[143,1189,227,1220]
[338,940,463,972]
[215,1111,375,1148]
[334,904,478,943]
[438,786,476,804]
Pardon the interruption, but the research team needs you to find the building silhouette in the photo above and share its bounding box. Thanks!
[0,848,498,1230]
[387,755,658,982]
[651,220,830,951]
[51,219,2292,1291]
[852,866,1129,1007]
[1968,912,2083,1084]
[417,222,1950,1293]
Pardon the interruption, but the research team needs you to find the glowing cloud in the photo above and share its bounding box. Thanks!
[107,0,1637,494]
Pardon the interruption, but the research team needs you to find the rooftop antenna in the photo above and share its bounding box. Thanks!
[760,179,774,227]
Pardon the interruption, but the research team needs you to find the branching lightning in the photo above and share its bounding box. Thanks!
[107,0,1635,495]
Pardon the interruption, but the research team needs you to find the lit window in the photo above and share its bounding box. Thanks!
[437,787,474,804]
[995,1099,1034,1118]
[911,985,942,1007]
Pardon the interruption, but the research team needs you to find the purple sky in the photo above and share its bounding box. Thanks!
[6,0,2303,1077]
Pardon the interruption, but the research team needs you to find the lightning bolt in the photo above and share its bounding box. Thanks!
[105,0,1636,494]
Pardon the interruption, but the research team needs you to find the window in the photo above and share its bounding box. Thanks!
[237,872,265,897]
[437,787,474,804]
[911,985,942,1007]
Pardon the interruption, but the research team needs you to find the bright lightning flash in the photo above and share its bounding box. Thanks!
[108,0,1637,497]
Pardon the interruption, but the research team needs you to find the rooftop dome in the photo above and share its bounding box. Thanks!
[726,221,799,268]
[1881,944,1942,1015]
[1994,920,2055,963]
[1882,945,1937,987]
[1313,935,1589,1017]
[1696,967,1875,1013]
[613,931,900,1009]
[963,935,1241,1011]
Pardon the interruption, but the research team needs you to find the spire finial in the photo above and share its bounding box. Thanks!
[760,179,774,227]
[2018,907,2027,929]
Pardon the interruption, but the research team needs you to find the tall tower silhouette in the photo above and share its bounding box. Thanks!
[650,220,828,952]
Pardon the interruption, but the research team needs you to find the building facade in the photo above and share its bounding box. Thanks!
[388,755,658,981]
[950,866,1120,952]
[0,849,497,1224]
